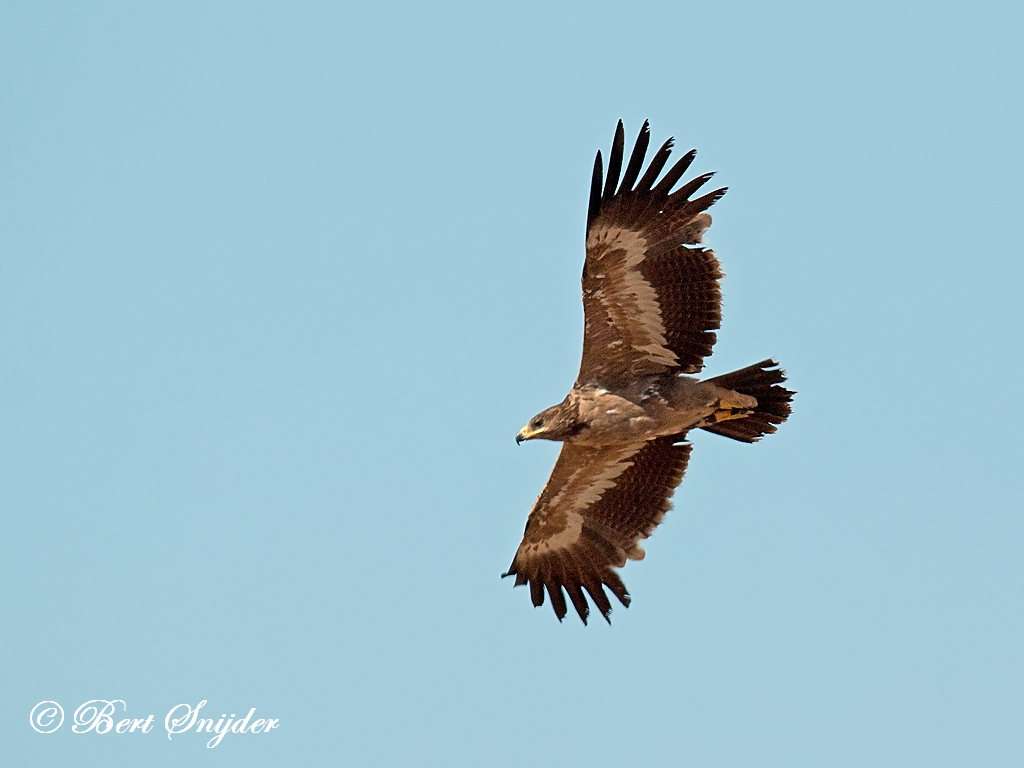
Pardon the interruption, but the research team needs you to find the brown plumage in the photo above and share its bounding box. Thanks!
[505,121,795,624]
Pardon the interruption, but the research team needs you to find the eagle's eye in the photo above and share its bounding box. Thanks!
[533,418,544,428]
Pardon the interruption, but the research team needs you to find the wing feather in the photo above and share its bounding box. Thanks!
[652,149,697,196]
[636,138,673,192]
[670,171,717,202]
[617,120,650,195]
[587,150,603,231]
[505,437,693,623]
[529,574,545,607]
[602,121,625,201]
[579,122,727,385]
[563,568,590,624]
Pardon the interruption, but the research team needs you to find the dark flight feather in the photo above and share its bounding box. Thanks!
[652,149,697,196]
[602,121,625,202]
[618,120,650,194]
[636,137,674,192]
[670,171,716,203]
[587,151,604,231]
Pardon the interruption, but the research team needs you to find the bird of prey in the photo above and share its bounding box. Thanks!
[504,120,794,624]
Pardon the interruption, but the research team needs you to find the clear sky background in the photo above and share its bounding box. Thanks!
[2,1,1022,765]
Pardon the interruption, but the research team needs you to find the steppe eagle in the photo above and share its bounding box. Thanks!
[505,120,794,624]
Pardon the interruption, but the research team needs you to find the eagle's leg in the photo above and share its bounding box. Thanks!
[706,407,755,424]
[705,391,758,424]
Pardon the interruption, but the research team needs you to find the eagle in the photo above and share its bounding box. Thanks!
[504,120,794,624]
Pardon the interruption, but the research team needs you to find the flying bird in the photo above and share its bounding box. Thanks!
[504,120,794,624]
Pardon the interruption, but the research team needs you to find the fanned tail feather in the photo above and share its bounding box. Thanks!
[701,359,794,442]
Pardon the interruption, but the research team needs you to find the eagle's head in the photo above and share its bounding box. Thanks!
[516,398,582,444]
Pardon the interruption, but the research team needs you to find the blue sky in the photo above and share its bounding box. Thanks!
[2,1,1022,765]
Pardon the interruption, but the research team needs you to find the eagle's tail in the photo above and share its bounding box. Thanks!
[700,359,794,443]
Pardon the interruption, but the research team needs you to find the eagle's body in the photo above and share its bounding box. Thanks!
[527,375,755,448]
[504,121,795,624]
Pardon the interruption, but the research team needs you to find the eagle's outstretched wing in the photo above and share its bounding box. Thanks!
[578,120,726,388]
[504,436,692,624]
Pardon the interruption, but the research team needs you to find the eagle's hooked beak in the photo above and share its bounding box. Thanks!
[516,425,537,445]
